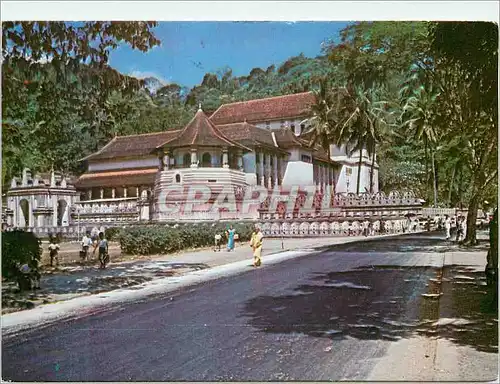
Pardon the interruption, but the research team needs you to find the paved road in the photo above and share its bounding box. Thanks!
[2,233,497,381]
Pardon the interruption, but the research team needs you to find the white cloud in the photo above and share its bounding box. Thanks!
[128,70,170,85]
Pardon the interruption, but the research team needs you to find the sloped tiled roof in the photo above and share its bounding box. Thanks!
[273,128,306,149]
[157,109,249,150]
[75,168,157,188]
[217,122,286,153]
[82,131,180,161]
[209,92,316,125]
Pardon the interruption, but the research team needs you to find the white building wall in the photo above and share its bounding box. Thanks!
[253,117,307,135]
[335,163,378,194]
[89,157,158,172]
[243,152,256,173]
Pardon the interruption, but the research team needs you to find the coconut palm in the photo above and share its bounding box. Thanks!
[401,82,440,206]
[336,84,393,194]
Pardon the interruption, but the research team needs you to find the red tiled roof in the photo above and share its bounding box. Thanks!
[82,131,180,161]
[273,128,306,149]
[157,109,249,150]
[75,168,157,188]
[209,92,316,125]
[217,122,286,153]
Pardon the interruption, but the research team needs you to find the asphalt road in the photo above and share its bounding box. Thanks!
[2,233,497,381]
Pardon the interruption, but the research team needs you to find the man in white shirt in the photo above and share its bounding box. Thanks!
[81,232,92,261]
[444,215,451,240]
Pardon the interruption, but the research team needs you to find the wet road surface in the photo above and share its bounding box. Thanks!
[2,233,497,381]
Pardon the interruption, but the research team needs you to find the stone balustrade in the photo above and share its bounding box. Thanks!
[71,197,140,224]
[256,218,421,237]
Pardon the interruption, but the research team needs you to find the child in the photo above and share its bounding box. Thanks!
[48,237,60,267]
[81,232,92,261]
[94,232,109,269]
[214,232,222,252]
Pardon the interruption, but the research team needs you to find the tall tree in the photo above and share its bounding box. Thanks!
[430,22,498,244]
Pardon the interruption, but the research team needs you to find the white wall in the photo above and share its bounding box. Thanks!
[282,161,314,187]
[89,157,158,172]
[243,152,256,173]
[254,117,307,135]
[335,163,379,194]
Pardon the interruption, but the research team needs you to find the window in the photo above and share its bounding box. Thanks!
[201,152,211,167]
[183,153,191,167]
[301,155,312,163]
[175,174,181,183]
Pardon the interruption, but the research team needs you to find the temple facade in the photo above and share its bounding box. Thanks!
[6,92,381,229]
[75,92,378,211]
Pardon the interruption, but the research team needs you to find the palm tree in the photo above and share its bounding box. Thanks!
[304,79,339,159]
[336,84,393,194]
[401,83,440,207]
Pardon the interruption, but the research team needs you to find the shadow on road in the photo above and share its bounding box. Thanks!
[316,234,490,254]
[242,264,498,353]
[2,261,210,312]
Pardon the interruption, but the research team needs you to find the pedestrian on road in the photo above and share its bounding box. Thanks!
[48,237,60,267]
[444,215,451,240]
[226,225,236,252]
[94,232,109,269]
[81,232,92,261]
[214,232,222,252]
[252,226,263,267]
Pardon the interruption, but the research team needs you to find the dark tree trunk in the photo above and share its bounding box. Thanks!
[356,148,363,195]
[369,148,376,194]
[464,193,479,245]
[448,162,457,207]
[431,149,438,208]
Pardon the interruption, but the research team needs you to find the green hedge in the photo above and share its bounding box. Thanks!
[119,222,255,255]
[2,230,42,279]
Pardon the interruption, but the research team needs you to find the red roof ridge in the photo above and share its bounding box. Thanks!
[116,129,181,139]
[157,109,250,151]
[79,136,118,161]
[213,91,313,111]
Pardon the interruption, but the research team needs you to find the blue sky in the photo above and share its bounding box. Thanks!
[108,22,349,88]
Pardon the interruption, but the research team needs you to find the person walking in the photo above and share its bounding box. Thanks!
[48,237,60,267]
[252,226,263,267]
[444,215,451,240]
[226,225,236,252]
[94,232,109,269]
[81,232,92,261]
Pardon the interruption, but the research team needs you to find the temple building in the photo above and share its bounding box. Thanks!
[76,92,378,199]
[6,92,380,228]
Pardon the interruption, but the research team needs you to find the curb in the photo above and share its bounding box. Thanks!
[1,231,423,336]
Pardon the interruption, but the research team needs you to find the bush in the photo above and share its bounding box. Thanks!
[105,227,123,242]
[119,222,255,255]
[2,230,42,279]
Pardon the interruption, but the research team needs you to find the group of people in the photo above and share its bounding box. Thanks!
[214,225,264,267]
[443,214,467,241]
[214,225,238,252]
[81,232,109,269]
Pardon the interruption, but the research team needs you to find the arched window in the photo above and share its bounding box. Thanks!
[202,152,211,167]
[183,153,191,168]
[175,174,181,183]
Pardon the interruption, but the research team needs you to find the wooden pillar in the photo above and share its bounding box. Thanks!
[190,148,198,168]
[237,150,244,171]
[273,154,278,187]
[136,187,140,198]
[163,151,170,171]
[100,188,104,199]
[222,148,229,169]
[111,188,116,199]
[123,187,128,198]
[266,153,272,187]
